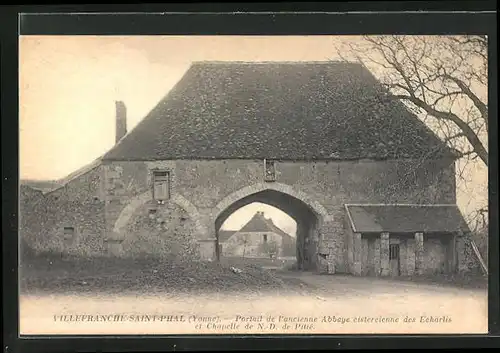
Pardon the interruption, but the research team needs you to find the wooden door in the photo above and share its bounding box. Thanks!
[389,244,401,276]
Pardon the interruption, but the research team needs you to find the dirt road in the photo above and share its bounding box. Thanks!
[19,271,487,335]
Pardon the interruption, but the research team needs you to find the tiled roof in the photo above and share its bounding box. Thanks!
[218,230,237,242]
[102,61,455,161]
[236,212,294,240]
[345,204,470,234]
[238,212,274,233]
[20,180,62,193]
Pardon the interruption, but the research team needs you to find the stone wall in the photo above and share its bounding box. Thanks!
[357,234,452,276]
[119,201,200,259]
[19,166,105,257]
[103,157,456,271]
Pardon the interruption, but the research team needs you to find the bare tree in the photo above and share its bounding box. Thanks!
[336,35,488,167]
[336,36,489,234]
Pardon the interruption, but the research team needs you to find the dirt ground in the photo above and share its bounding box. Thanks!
[19,271,488,335]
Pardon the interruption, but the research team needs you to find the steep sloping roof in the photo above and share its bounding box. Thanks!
[235,212,294,240]
[238,212,274,233]
[21,156,103,195]
[263,217,295,242]
[102,61,455,161]
[57,156,102,186]
[20,180,63,193]
[345,204,470,234]
[218,230,237,242]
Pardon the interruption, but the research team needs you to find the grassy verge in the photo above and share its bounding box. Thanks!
[19,252,287,295]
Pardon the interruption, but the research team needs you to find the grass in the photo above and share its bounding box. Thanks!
[19,251,288,295]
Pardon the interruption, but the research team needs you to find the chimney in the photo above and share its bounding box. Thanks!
[115,101,127,144]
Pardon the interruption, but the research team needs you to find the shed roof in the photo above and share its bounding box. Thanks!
[102,61,455,161]
[345,204,470,234]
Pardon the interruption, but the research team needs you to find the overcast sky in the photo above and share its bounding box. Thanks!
[19,35,487,231]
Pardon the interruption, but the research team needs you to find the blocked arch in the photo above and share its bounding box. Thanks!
[112,191,206,239]
[213,182,332,223]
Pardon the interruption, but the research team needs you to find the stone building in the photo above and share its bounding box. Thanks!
[219,212,296,259]
[20,61,478,276]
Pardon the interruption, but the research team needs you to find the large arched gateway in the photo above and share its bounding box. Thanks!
[22,61,476,276]
[213,183,330,271]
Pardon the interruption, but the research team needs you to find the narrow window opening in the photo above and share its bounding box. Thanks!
[153,170,170,202]
[63,226,75,244]
[264,159,276,182]
[263,234,268,243]
[389,244,400,260]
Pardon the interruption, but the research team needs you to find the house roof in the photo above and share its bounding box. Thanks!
[20,180,63,193]
[102,61,455,161]
[218,230,237,242]
[20,156,103,195]
[239,212,275,233]
[345,204,470,234]
[232,212,294,241]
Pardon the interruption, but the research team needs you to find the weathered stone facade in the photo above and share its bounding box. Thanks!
[20,154,465,275]
[222,231,286,258]
[20,166,106,257]
[96,157,456,273]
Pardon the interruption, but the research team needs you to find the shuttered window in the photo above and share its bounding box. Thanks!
[63,227,75,245]
[264,159,276,181]
[63,227,75,239]
[153,171,170,201]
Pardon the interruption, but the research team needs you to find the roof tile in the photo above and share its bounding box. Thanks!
[103,61,455,161]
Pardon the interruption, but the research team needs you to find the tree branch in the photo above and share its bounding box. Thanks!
[394,94,489,166]
[442,73,489,130]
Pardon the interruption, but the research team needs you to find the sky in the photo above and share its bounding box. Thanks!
[19,35,488,231]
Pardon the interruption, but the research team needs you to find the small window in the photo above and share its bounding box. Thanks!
[63,227,75,244]
[263,234,268,243]
[264,159,276,181]
[153,171,170,201]
[389,244,400,260]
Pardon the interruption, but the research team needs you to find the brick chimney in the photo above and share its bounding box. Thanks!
[115,101,127,144]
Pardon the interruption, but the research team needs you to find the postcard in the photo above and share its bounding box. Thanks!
[19,35,489,335]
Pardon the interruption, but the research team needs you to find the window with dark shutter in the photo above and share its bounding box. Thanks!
[63,227,75,244]
[153,171,170,201]
[264,159,276,182]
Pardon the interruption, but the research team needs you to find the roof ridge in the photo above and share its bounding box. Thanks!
[191,60,361,65]
[262,216,292,238]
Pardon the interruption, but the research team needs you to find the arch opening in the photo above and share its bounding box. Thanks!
[215,189,322,271]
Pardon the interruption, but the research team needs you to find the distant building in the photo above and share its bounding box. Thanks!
[219,212,295,259]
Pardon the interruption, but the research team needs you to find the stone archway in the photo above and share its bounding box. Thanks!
[212,182,332,271]
[213,182,332,223]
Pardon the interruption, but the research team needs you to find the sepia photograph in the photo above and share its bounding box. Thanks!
[19,34,489,335]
